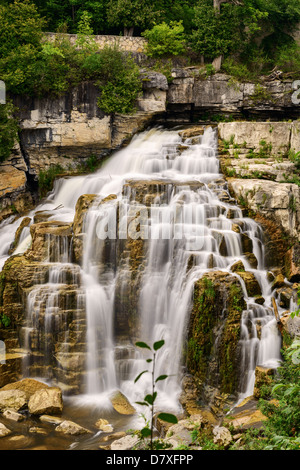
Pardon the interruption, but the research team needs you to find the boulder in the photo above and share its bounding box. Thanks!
[280,313,300,339]
[0,422,12,437]
[272,274,285,289]
[0,390,27,412]
[110,434,139,451]
[95,418,114,432]
[28,387,63,415]
[55,420,91,435]
[0,378,50,400]
[100,431,127,443]
[236,271,262,297]
[109,391,136,415]
[165,415,204,449]
[224,396,268,431]
[212,426,232,448]
[3,409,24,422]
[231,260,245,273]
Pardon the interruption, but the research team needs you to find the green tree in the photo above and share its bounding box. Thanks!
[142,21,186,57]
[107,0,160,36]
[0,101,19,163]
[83,44,142,114]
[189,0,267,61]
[0,0,45,94]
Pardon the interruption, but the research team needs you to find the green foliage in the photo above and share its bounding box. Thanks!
[0,101,19,162]
[142,21,186,58]
[106,0,159,34]
[258,342,300,449]
[83,45,142,114]
[0,0,45,94]
[0,313,11,328]
[135,339,178,450]
[275,42,300,73]
[38,164,64,197]
[75,10,98,53]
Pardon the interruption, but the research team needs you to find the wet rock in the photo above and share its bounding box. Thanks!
[55,420,92,435]
[244,252,258,269]
[254,296,265,305]
[1,378,50,400]
[110,434,139,450]
[236,271,262,297]
[272,274,285,289]
[9,217,31,254]
[224,396,267,431]
[109,391,136,415]
[0,422,12,437]
[276,286,294,309]
[28,387,63,415]
[2,409,24,422]
[230,260,245,273]
[29,427,48,435]
[241,233,253,254]
[95,418,114,432]
[100,431,127,443]
[27,221,73,262]
[179,126,204,140]
[0,390,27,412]
[39,415,64,425]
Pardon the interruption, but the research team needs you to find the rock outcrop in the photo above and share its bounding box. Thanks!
[187,271,246,399]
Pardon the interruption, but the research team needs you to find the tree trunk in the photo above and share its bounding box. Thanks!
[213,0,228,13]
[124,26,134,37]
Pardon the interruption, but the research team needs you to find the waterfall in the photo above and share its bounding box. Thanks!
[0,126,283,414]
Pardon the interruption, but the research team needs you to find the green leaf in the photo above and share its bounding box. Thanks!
[135,401,149,407]
[140,427,151,438]
[134,370,148,383]
[144,392,157,405]
[155,374,168,383]
[146,358,153,363]
[136,341,151,350]
[157,413,178,424]
[153,340,165,351]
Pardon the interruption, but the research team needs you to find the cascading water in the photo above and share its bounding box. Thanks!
[0,126,283,420]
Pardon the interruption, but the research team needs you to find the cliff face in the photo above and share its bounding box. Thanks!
[0,69,299,227]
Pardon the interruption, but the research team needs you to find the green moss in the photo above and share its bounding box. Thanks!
[187,273,246,395]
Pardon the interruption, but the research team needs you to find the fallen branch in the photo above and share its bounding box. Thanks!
[272,297,283,334]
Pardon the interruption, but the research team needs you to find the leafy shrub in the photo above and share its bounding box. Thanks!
[258,341,300,449]
[38,164,64,197]
[0,101,19,163]
[142,21,186,58]
[275,42,300,73]
[83,45,142,114]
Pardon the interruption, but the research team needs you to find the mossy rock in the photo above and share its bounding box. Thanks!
[187,271,246,395]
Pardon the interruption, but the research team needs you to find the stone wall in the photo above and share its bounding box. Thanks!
[44,32,147,53]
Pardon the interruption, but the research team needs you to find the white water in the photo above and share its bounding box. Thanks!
[0,126,283,415]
